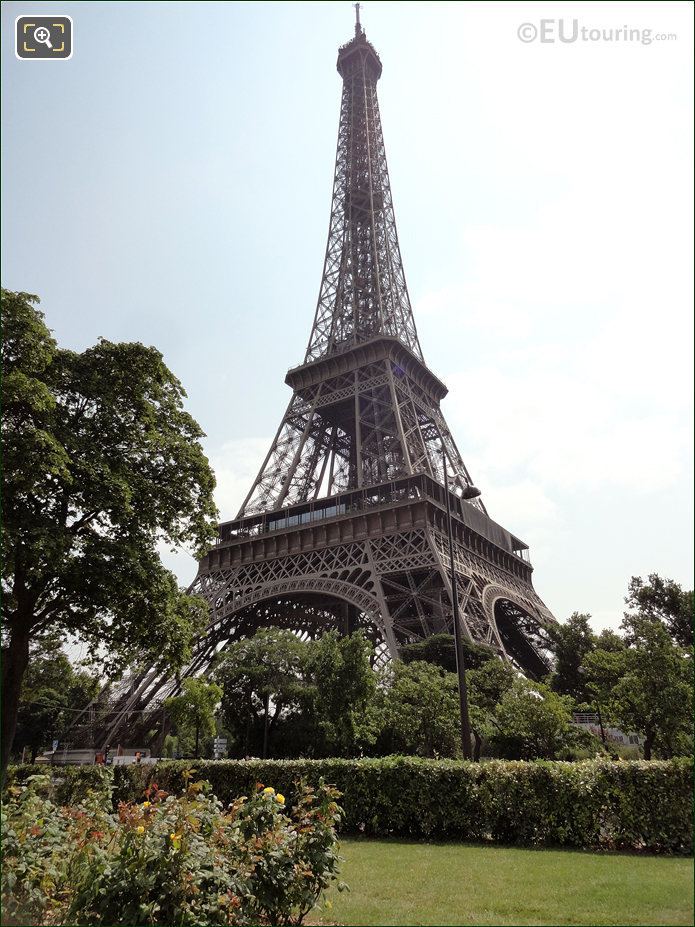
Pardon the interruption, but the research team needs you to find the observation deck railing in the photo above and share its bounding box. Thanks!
[213,473,531,566]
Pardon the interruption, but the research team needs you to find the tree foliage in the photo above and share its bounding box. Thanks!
[486,678,578,760]
[625,574,693,647]
[610,614,693,759]
[571,582,694,760]
[548,612,595,701]
[399,633,496,674]
[302,631,377,757]
[13,637,100,761]
[467,659,517,759]
[1,289,218,778]
[214,630,379,760]
[215,629,306,759]
[581,643,627,721]
[376,661,462,758]
[164,678,222,758]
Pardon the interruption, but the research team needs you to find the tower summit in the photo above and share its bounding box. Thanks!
[353,1,362,36]
[80,16,556,749]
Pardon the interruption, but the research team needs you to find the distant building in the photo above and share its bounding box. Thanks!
[571,713,643,746]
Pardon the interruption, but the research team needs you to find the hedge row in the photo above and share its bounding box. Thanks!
[7,756,692,853]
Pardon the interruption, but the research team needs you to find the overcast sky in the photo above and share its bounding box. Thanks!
[2,0,693,632]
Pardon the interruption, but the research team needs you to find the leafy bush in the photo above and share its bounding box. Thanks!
[228,780,345,926]
[2,770,344,925]
[5,761,115,807]
[6,757,691,858]
[375,661,461,758]
[486,679,577,759]
[1,773,72,925]
[108,756,694,853]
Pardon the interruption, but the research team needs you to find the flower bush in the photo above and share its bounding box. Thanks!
[1,771,345,926]
[1,773,72,925]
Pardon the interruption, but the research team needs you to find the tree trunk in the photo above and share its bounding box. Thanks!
[472,730,482,762]
[269,700,283,730]
[262,693,270,759]
[1,625,32,785]
[643,729,654,760]
[244,709,252,757]
[155,706,170,759]
[596,703,606,744]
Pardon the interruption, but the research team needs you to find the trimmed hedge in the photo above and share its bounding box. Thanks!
[7,756,692,853]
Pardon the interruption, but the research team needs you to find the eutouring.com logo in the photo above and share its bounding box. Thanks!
[517,20,677,45]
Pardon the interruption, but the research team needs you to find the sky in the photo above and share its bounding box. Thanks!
[2,0,693,633]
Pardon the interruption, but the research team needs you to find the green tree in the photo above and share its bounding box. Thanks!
[215,629,306,758]
[487,678,577,760]
[14,636,100,761]
[548,612,596,700]
[611,614,693,759]
[377,661,461,758]
[467,658,516,760]
[580,639,627,743]
[399,633,496,674]
[302,631,377,757]
[164,678,222,758]
[625,574,693,647]
[595,628,626,652]
[1,290,218,780]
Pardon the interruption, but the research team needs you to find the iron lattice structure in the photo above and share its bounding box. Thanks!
[69,19,556,750]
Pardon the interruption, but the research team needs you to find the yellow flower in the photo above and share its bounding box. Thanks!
[136,826,145,834]
[262,786,275,795]
[276,793,285,805]
[142,801,150,808]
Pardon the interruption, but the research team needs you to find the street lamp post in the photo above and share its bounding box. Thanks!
[442,448,473,761]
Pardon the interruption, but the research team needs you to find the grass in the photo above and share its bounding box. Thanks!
[315,838,694,926]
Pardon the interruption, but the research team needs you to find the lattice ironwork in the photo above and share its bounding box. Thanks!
[238,22,482,518]
[66,16,557,751]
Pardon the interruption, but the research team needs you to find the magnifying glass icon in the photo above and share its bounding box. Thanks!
[33,26,53,49]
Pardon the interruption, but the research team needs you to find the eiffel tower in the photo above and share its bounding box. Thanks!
[70,11,556,750]
[189,11,556,668]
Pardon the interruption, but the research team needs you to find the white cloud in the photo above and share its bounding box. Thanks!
[420,139,692,499]
[207,437,271,522]
[412,7,694,629]
[158,437,270,587]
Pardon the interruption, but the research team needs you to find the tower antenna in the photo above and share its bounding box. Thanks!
[354,2,362,35]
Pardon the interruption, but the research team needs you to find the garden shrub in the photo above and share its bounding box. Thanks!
[6,756,691,854]
[1,771,345,925]
[1,773,72,925]
[5,761,114,807]
[117,756,691,852]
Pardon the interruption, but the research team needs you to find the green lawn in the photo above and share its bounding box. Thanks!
[315,838,694,926]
